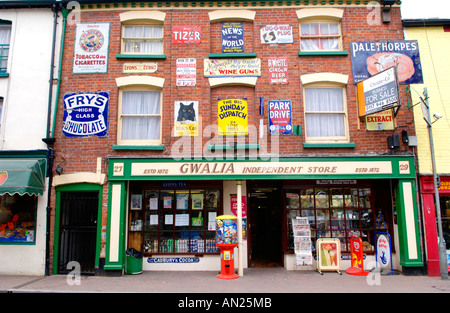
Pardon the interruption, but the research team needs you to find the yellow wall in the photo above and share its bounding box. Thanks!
[405,26,450,174]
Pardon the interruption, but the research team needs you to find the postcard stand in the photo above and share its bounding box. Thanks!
[292,217,312,267]
[316,238,342,275]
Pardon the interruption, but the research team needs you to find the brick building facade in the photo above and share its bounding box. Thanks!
[50,0,424,275]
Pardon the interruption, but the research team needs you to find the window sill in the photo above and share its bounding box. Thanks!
[208,52,257,58]
[207,143,259,151]
[302,142,356,148]
[112,145,165,151]
[0,72,9,77]
[116,54,167,60]
[298,51,349,56]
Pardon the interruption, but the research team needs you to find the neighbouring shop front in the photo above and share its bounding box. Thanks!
[0,150,48,275]
[103,155,423,274]
[419,175,450,277]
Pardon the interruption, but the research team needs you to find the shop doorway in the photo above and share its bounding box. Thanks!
[57,191,99,275]
[248,182,283,268]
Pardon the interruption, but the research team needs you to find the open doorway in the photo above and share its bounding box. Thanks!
[248,181,283,268]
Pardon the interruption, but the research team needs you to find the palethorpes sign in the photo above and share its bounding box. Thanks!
[62,91,109,137]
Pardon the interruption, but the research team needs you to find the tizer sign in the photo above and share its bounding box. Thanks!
[172,26,201,44]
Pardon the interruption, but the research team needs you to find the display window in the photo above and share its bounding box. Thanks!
[439,196,450,250]
[0,194,37,244]
[128,182,222,255]
[285,186,390,253]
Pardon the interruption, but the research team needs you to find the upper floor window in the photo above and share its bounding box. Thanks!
[122,25,163,54]
[0,23,11,72]
[119,11,166,55]
[297,9,343,52]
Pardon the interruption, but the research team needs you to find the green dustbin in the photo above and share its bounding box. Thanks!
[126,248,143,274]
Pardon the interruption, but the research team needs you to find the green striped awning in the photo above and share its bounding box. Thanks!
[0,158,47,196]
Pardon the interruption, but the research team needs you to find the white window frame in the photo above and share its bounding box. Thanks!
[299,19,342,51]
[302,80,349,143]
[121,23,164,55]
[117,86,163,146]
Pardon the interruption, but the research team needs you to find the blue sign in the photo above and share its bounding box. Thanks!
[268,100,292,135]
[221,22,244,53]
[350,40,423,85]
[62,91,109,138]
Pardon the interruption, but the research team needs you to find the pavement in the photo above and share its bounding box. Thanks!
[1,268,450,294]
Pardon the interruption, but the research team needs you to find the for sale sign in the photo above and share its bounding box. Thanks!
[268,100,292,135]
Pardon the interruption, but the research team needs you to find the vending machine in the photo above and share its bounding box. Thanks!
[215,215,239,279]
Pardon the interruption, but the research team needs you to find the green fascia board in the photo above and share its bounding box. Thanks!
[112,145,165,151]
[303,142,356,148]
[108,155,416,181]
[207,144,260,151]
[298,51,349,56]
[116,54,167,60]
[208,52,257,58]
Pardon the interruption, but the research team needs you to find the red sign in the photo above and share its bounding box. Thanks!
[268,57,288,84]
[172,26,201,44]
[230,195,247,218]
[346,236,369,276]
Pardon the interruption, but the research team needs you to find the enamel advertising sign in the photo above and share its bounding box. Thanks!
[204,58,261,77]
[172,26,201,44]
[218,98,248,136]
[62,91,109,138]
[268,100,293,135]
[73,23,110,74]
[176,58,196,86]
[268,57,288,84]
[221,22,244,53]
[350,40,423,84]
[260,25,293,44]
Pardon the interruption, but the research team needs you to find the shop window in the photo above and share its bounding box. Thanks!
[285,187,390,253]
[117,88,162,145]
[303,86,349,142]
[0,194,37,244]
[128,186,222,255]
[0,23,11,72]
[440,196,450,249]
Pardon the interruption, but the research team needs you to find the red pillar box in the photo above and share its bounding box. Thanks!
[346,236,369,276]
[216,215,239,279]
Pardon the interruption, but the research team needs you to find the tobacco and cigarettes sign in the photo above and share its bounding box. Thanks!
[73,23,110,74]
[260,25,293,44]
[268,100,293,135]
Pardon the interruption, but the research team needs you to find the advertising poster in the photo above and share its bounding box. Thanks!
[316,238,341,274]
[62,91,109,138]
[357,67,399,117]
[204,58,261,77]
[230,195,247,218]
[268,100,292,135]
[350,40,423,84]
[73,23,110,74]
[176,58,196,86]
[365,109,395,131]
[218,98,248,136]
[174,101,199,136]
[260,25,293,44]
[268,57,288,84]
[221,22,244,53]
[172,26,201,44]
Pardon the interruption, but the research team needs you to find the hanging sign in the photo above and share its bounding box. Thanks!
[73,23,110,74]
[350,40,423,84]
[174,101,199,136]
[62,91,109,138]
[172,26,201,44]
[218,98,248,136]
[176,58,196,86]
[221,22,244,53]
[230,195,247,218]
[357,67,400,117]
[204,58,261,77]
[260,25,293,44]
[365,108,395,131]
[268,57,288,84]
[346,236,369,276]
[268,100,292,135]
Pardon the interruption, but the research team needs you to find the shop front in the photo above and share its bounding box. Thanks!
[104,155,423,274]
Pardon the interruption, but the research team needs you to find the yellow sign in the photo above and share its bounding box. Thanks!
[218,98,248,136]
[365,109,395,131]
[174,101,199,136]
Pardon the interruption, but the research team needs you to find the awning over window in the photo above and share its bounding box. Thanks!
[0,158,47,196]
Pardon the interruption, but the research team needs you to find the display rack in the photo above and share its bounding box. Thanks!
[292,217,312,267]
